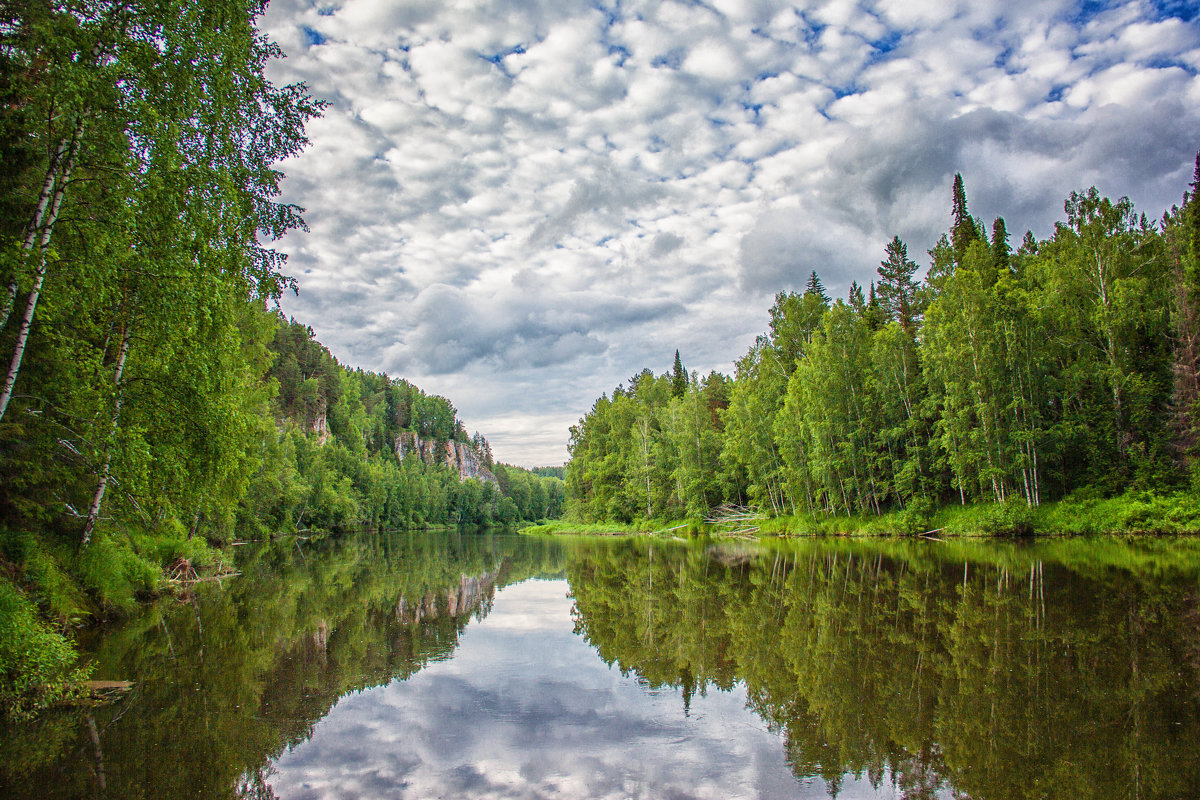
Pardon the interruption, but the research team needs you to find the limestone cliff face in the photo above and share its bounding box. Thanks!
[310,397,329,444]
[395,431,497,485]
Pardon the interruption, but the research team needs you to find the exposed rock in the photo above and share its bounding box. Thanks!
[310,397,329,444]
[395,431,497,485]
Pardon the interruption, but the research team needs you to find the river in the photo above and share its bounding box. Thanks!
[1,530,1198,798]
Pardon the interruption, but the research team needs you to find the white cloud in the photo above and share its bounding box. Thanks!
[260,0,1200,466]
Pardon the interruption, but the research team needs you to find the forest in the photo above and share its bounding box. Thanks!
[565,165,1200,533]
[0,1,561,717]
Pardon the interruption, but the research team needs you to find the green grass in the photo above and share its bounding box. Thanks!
[520,518,701,536]
[760,490,1200,537]
[542,491,1200,539]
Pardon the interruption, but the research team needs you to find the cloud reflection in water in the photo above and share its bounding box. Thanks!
[268,579,889,799]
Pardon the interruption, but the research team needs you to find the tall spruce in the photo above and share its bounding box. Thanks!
[876,236,920,336]
[671,349,687,398]
[950,173,980,265]
[991,217,1011,275]
[804,270,830,303]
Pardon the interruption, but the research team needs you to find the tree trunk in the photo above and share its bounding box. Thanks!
[82,319,134,549]
[0,121,83,424]
[0,136,72,330]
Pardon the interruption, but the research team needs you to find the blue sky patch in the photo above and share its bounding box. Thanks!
[302,26,326,47]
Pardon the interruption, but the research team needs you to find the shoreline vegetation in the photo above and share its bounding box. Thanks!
[524,489,1200,539]
[561,164,1200,543]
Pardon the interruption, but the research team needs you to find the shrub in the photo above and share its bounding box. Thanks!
[0,578,91,719]
[980,498,1035,536]
[896,497,935,536]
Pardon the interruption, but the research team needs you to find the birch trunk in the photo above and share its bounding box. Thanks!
[0,121,83,424]
[81,320,134,549]
[0,136,72,330]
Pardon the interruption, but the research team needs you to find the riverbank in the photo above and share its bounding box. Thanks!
[525,490,1200,539]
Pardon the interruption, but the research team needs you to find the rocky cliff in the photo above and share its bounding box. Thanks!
[395,431,497,485]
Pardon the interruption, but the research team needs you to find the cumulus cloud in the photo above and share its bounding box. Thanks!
[259,0,1200,465]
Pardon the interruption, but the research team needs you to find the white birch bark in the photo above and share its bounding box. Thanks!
[82,320,134,549]
[0,122,82,424]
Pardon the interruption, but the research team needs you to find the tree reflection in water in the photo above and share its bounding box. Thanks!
[568,537,1200,799]
[1,532,1196,800]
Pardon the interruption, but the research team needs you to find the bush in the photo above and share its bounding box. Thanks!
[980,499,1035,536]
[896,497,935,536]
[0,578,91,719]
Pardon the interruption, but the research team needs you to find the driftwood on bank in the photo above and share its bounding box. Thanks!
[704,503,766,536]
[166,557,240,590]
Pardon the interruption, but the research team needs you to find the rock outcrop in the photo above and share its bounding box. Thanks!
[395,431,497,485]
[310,397,329,444]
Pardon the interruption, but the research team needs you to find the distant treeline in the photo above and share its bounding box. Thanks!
[567,163,1200,524]
[255,316,565,535]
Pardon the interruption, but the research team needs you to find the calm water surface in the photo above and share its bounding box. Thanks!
[2,530,1198,799]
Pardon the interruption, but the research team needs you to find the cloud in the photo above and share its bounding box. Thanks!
[259,0,1200,465]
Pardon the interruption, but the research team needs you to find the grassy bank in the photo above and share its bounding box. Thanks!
[530,491,1200,539]
[0,527,231,719]
[767,490,1200,537]
[521,519,700,536]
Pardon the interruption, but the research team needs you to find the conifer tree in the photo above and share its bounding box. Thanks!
[876,236,919,335]
[950,173,979,265]
[848,280,865,311]
[991,217,1011,274]
[1019,230,1038,256]
[804,270,830,303]
[671,349,687,398]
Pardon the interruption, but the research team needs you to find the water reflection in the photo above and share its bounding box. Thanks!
[269,580,805,799]
[0,532,1196,799]
[567,537,1200,799]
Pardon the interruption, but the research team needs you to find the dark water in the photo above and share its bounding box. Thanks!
[2,531,1199,799]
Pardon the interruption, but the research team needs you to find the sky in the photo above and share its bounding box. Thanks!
[258,0,1200,467]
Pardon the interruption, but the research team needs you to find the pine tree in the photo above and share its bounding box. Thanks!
[876,236,919,335]
[671,349,687,398]
[950,173,979,265]
[804,270,830,304]
[991,217,1011,275]
[848,280,865,311]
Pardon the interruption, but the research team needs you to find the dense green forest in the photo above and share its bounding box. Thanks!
[0,1,561,717]
[566,165,1200,531]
